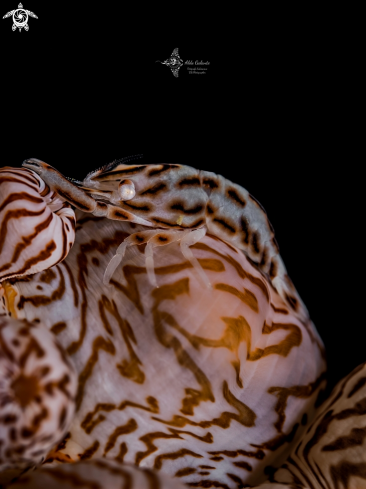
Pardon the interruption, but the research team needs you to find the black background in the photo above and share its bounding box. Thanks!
[1,4,363,398]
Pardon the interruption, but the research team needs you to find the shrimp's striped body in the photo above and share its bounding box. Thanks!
[22,157,307,321]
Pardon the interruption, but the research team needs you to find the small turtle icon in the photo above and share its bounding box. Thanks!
[3,3,38,31]
[156,48,184,78]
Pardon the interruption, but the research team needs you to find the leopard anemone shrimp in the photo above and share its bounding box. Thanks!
[22,156,308,321]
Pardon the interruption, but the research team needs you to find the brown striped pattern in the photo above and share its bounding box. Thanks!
[6,211,325,487]
[2,165,365,488]
[0,316,77,472]
[18,161,308,321]
[0,167,75,282]
[8,457,188,488]
[261,362,366,489]
[81,162,309,322]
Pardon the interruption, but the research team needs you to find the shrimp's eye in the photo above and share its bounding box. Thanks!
[118,179,135,201]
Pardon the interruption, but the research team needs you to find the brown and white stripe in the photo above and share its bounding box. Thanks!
[8,211,326,488]
[0,167,75,283]
[261,362,366,489]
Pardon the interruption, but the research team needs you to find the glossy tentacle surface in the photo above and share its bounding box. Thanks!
[4,163,363,488]
[0,316,77,473]
[0,167,75,282]
[8,458,188,489]
[5,209,325,487]
[257,362,366,488]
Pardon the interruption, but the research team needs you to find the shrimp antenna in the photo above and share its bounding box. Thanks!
[93,154,144,175]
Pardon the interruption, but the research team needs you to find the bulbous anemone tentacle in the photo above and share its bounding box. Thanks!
[255,361,366,488]
[0,316,77,473]
[0,167,76,282]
